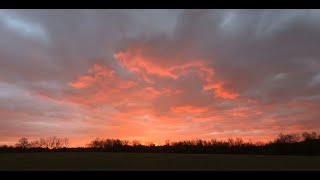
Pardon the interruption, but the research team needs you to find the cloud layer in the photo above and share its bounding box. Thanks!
[1,9,320,146]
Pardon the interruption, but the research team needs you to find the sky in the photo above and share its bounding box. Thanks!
[1,9,320,147]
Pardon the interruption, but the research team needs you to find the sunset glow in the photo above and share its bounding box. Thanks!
[1,9,320,147]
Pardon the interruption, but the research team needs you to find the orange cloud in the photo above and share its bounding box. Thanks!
[69,64,136,90]
[114,51,178,79]
[69,76,94,89]
[114,51,215,82]
[204,82,239,100]
[69,64,117,89]
[231,112,247,117]
[114,49,239,101]
[170,105,208,113]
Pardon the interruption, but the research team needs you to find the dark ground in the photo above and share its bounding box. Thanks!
[1,152,320,171]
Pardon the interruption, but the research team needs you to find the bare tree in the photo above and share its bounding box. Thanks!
[29,137,70,149]
[39,138,47,148]
[165,140,170,146]
[227,138,235,146]
[235,138,244,146]
[145,142,155,147]
[48,136,70,149]
[62,138,70,148]
[275,133,301,143]
[132,140,141,147]
[29,140,40,148]
[15,137,29,148]
[302,132,318,141]
[121,140,129,146]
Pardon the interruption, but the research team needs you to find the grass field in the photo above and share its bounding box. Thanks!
[0,152,320,171]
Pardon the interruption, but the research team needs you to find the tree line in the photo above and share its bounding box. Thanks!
[0,136,70,152]
[1,132,320,155]
[15,136,70,149]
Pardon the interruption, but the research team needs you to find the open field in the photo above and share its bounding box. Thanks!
[0,152,320,171]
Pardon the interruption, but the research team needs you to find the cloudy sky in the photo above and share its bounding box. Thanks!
[1,9,320,146]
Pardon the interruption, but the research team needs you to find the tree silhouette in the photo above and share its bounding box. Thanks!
[132,140,141,147]
[15,137,29,148]
[302,132,318,141]
[274,133,300,144]
[28,136,70,149]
